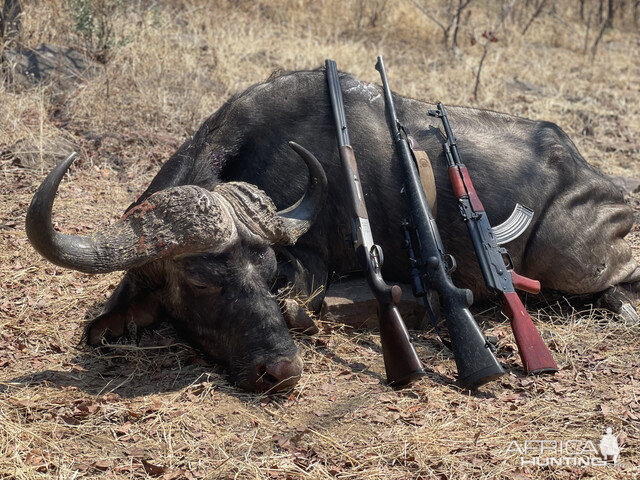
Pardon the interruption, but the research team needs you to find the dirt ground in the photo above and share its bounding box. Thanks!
[1,1,639,479]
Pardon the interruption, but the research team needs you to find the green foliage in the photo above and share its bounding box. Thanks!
[67,0,125,61]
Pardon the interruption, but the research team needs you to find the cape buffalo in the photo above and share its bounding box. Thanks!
[26,69,640,392]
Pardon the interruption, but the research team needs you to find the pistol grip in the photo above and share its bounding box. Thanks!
[510,270,541,294]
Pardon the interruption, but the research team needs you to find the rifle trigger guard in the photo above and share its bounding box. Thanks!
[500,250,514,271]
[493,203,534,245]
[370,244,384,272]
[443,253,457,274]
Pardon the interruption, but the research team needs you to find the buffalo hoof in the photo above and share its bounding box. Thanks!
[86,312,128,346]
[282,298,319,335]
[595,286,639,324]
[243,354,303,393]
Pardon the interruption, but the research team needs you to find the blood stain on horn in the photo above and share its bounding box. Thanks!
[154,235,167,250]
[121,201,156,220]
[137,234,147,254]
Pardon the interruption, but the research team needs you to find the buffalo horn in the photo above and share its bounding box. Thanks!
[26,153,237,273]
[214,142,327,245]
[275,142,328,243]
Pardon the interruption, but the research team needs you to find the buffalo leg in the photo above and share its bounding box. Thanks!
[595,286,639,324]
[85,274,160,345]
[274,245,329,334]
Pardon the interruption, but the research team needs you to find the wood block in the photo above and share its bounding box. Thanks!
[320,276,439,330]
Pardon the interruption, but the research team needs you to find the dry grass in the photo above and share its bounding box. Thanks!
[1,0,639,478]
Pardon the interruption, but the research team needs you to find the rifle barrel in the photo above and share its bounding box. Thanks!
[375,56,400,138]
[326,60,350,147]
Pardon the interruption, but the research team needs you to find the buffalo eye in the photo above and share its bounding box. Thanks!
[249,245,277,280]
[185,277,222,294]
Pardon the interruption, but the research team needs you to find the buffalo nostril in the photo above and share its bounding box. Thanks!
[257,355,303,392]
[257,365,279,386]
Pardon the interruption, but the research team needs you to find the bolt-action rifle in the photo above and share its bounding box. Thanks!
[428,102,558,375]
[375,56,505,389]
[325,59,426,386]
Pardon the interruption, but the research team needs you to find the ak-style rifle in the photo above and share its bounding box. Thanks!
[428,102,558,374]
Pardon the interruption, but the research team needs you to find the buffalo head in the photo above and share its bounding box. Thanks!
[26,142,327,392]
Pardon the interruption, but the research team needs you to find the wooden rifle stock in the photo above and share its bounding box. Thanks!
[510,270,541,295]
[502,292,558,374]
[327,59,425,386]
[365,265,426,386]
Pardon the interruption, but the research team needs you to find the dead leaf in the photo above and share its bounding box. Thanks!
[273,434,293,450]
[551,383,569,395]
[126,447,147,457]
[116,422,132,436]
[507,472,533,480]
[75,463,91,472]
[163,469,186,480]
[92,460,111,471]
[13,398,36,409]
[503,393,522,403]
[60,415,80,425]
[142,459,166,476]
[75,399,99,414]
[378,393,397,403]
[25,449,54,472]
[599,404,613,415]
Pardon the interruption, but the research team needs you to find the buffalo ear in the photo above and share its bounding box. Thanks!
[85,274,160,346]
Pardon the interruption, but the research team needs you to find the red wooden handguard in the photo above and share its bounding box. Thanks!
[449,166,484,212]
[502,292,558,374]
[448,166,467,199]
[510,270,541,294]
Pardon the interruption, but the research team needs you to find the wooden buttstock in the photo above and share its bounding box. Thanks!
[378,287,426,386]
[363,255,425,386]
[502,291,558,375]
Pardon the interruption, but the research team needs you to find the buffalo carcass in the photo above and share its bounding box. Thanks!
[27,69,640,392]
